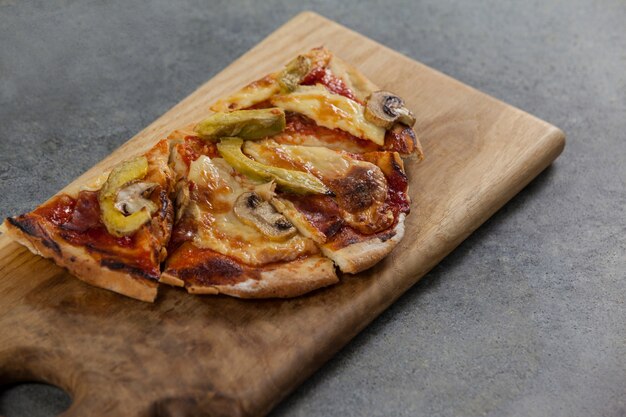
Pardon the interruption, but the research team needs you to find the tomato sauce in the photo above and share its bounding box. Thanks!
[283,113,376,150]
[34,194,76,225]
[284,194,344,238]
[385,166,410,216]
[302,66,361,103]
[179,136,219,166]
[32,192,157,276]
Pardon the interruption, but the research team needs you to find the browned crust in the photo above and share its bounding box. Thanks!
[1,49,416,303]
[159,271,185,287]
[3,217,158,302]
[321,213,406,274]
[176,256,338,298]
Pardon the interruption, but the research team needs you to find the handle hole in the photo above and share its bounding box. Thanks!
[0,382,71,417]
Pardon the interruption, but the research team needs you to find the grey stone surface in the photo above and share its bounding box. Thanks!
[0,0,624,416]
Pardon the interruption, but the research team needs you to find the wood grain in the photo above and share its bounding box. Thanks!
[0,12,565,417]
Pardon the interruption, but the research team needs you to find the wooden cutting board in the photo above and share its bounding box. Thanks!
[0,11,565,417]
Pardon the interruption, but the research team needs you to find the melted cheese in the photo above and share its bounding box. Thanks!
[210,75,281,112]
[186,156,317,265]
[244,141,374,182]
[271,129,378,153]
[269,197,327,244]
[245,141,393,235]
[270,85,385,146]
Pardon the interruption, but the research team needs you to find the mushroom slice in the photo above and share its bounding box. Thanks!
[114,182,158,216]
[234,191,297,241]
[364,90,416,129]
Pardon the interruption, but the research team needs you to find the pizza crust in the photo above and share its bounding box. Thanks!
[321,213,406,274]
[3,48,417,303]
[169,255,338,298]
[3,217,158,302]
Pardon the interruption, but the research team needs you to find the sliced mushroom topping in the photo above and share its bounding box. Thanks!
[364,90,416,129]
[234,191,297,241]
[114,181,158,216]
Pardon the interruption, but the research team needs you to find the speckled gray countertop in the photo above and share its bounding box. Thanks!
[0,1,624,416]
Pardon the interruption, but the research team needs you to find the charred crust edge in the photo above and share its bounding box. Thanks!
[100,258,159,281]
[7,216,62,256]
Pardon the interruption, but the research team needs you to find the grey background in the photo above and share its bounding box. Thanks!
[0,0,624,416]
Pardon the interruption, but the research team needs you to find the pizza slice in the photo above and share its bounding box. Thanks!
[227,139,409,274]
[3,47,421,302]
[187,47,417,276]
[2,140,175,302]
[208,47,424,158]
[160,134,338,297]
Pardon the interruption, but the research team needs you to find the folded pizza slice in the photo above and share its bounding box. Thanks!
[160,135,338,297]
[2,140,175,302]
[206,47,424,158]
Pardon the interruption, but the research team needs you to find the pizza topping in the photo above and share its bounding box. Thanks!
[278,55,311,93]
[34,194,76,227]
[23,192,164,280]
[217,137,331,195]
[364,91,416,128]
[253,180,276,201]
[114,182,158,216]
[99,156,156,237]
[233,191,296,241]
[282,194,344,239]
[195,108,286,141]
[270,85,386,146]
[329,165,387,213]
[174,181,190,222]
[301,66,359,103]
[99,198,152,238]
[383,123,422,158]
[268,113,379,153]
[210,75,281,112]
[101,156,149,197]
[188,155,222,188]
[245,142,400,235]
[243,141,389,212]
[63,190,101,232]
[187,156,235,214]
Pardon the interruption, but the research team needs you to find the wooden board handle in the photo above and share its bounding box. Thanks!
[0,346,244,417]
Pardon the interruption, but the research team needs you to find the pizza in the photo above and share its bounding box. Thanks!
[3,140,174,302]
[2,47,423,302]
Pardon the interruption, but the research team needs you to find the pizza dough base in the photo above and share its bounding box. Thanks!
[321,213,406,274]
[3,218,158,302]
[161,255,338,298]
